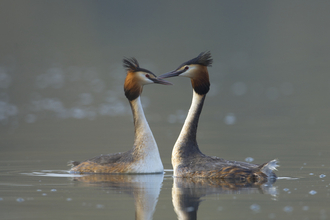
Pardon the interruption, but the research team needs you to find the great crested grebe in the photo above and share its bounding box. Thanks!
[70,57,172,174]
[159,52,278,183]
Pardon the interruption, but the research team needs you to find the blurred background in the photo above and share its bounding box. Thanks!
[1,0,330,172]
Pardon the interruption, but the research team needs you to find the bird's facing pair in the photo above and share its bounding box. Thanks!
[70,52,278,183]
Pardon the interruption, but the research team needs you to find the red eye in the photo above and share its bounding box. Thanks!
[184,66,189,70]
[146,74,150,78]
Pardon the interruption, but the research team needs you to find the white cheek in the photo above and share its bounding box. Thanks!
[145,78,154,85]
[142,76,154,85]
[137,72,153,85]
[180,72,190,77]
[140,79,153,85]
[180,66,196,78]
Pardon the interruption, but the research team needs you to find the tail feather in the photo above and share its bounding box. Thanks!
[68,161,81,168]
[259,159,279,177]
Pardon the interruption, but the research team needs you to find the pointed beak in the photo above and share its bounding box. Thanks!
[159,69,185,79]
[150,77,173,85]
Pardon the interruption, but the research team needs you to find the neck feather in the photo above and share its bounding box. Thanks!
[128,96,164,173]
[172,91,205,165]
[124,72,143,101]
[191,67,210,95]
[130,97,156,150]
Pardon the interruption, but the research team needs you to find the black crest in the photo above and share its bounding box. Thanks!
[123,57,154,75]
[178,51,213,69]
[123,57,140,72]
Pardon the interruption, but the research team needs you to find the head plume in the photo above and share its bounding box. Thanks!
[123,57,140,72]
[180,51,213,68]
[123,57,154,75]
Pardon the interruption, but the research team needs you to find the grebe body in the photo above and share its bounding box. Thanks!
[160,52,278,183]
[70,58,171,174]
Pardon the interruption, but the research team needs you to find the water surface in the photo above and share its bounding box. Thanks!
[1,1,330,219]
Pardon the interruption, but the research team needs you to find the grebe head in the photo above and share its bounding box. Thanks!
[123,57,172,101]
[159,52,213,95]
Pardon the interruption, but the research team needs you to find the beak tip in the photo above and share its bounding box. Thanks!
[154,78,173,85]
[159,70,181,79]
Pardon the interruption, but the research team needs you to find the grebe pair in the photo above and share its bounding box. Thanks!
[70,52,278,182]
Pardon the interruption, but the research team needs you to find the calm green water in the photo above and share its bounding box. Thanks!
[1,1,330,219]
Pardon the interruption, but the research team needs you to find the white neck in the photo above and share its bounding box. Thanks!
[172,90,205,172]
[129,96,164,173]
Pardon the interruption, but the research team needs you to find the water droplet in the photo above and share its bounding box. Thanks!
[320,174,326,178]
[309,173,314,175]
[250,204,260,212]
[70,107,86,119]
[96,204,104,209]
[16,198,24,202]
[51,189,57,192]
[283,206,293,213]
[66,198,72,201]
[37,189,42,192]
[283,188,290,192]
[186,207,195,212]
[224,113,236,125]
[245,157,254,162]
[42,193,47,196]
[167,114,177,124]
[309,190,317,195]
